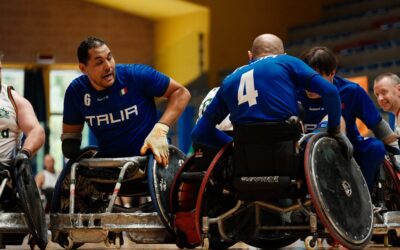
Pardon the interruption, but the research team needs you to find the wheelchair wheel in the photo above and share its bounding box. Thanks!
[50,147,100,249]
[304,133,373,249]
[14,159,48,250]
[195,142,237,249]
[244,233,298,249]
[169,155,203,248]
[380,158,400,246]
[147,145,187,237]
[169,155,196,214]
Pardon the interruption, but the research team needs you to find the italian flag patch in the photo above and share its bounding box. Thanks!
[120,87,128,96]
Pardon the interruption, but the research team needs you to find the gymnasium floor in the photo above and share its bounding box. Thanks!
[6,237,396,249]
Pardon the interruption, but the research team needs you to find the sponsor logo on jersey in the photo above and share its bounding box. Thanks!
[308,107,324,111]
[85,105,138,127]
[97,96,109,102]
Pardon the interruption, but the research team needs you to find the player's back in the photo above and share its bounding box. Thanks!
[220,54,311,124]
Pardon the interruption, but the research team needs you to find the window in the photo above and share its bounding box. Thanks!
[2,69,24,96]
[49,70,90,171]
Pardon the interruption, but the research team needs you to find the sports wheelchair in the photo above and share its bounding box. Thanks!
[170,120,374,249]
[371,146,400,246]
[49,145,186,249]
[0,156,48,250]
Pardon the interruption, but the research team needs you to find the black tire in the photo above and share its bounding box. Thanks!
[14,159,48,250]
[243,211,298,249]
[244,236,298,249]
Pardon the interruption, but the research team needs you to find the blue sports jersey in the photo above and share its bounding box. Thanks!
[63,64,169,157]
[203,54,341,127]
[299,75,382,142]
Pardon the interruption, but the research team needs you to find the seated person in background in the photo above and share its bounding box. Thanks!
[0,51,45,164]
[192,34,351,175]
[298,47,398,191]
[35,154,59,211]
[374,73,400,137]
[61,36,191,166]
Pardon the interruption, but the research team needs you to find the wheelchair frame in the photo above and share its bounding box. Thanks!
[49,146,186,249]
[372,154,400,246]
[171,133,374,250]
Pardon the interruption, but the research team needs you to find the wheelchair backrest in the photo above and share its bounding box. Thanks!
[233,120,302,179]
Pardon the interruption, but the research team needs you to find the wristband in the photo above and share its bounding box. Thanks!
[20,148,32,159]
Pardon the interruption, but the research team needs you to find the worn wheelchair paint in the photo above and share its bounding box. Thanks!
[49,145,186,249]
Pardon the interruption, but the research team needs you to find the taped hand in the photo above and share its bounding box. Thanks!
[14,149,30,167]
[140,123,169,166]
[328,126,353,160]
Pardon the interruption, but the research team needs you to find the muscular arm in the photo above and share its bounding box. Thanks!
[158,78,191,127]
[13,90,45,156]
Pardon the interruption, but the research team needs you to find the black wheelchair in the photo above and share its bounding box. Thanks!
[170,120,374,249]
[0,156,48,250]
[49,145,186,249]
[371,147,400,246]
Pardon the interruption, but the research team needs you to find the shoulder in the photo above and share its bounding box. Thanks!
[118,64,154,74]
[334,76,362,93]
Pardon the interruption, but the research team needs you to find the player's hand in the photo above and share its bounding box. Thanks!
[140,123,169,166]
[328,126,353,160]
[14,149,30,167]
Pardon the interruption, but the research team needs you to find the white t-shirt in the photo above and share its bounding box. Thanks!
[0,85,20,161]
[197,87,233,131]
[42,170,59,189]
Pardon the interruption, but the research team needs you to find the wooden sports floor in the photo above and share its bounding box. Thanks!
[6,237,397,249]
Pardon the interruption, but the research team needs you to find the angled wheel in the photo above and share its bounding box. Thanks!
[304,133,373,249]
[14,159,48,250]
[195,142,237,249]
[147,145,187,236]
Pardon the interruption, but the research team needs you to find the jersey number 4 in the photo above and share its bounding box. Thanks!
[238,69,258,106]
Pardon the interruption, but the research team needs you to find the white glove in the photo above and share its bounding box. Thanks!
[140,123,169,166]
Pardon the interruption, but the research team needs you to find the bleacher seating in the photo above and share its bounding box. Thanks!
[286,0,400,87]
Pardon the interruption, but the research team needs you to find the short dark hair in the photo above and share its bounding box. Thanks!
[77,37,107,65]
[300,46,337,76]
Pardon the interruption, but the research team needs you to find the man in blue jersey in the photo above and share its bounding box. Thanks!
[298,46,398,190]
[61,37,191,166]
[192,34,352,159]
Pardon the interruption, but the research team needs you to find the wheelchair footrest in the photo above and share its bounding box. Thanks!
[175,211,200,245]
[0,213,30,233]
[50,212,169,244]
[50,212,165,231]
[374,211,400,236]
